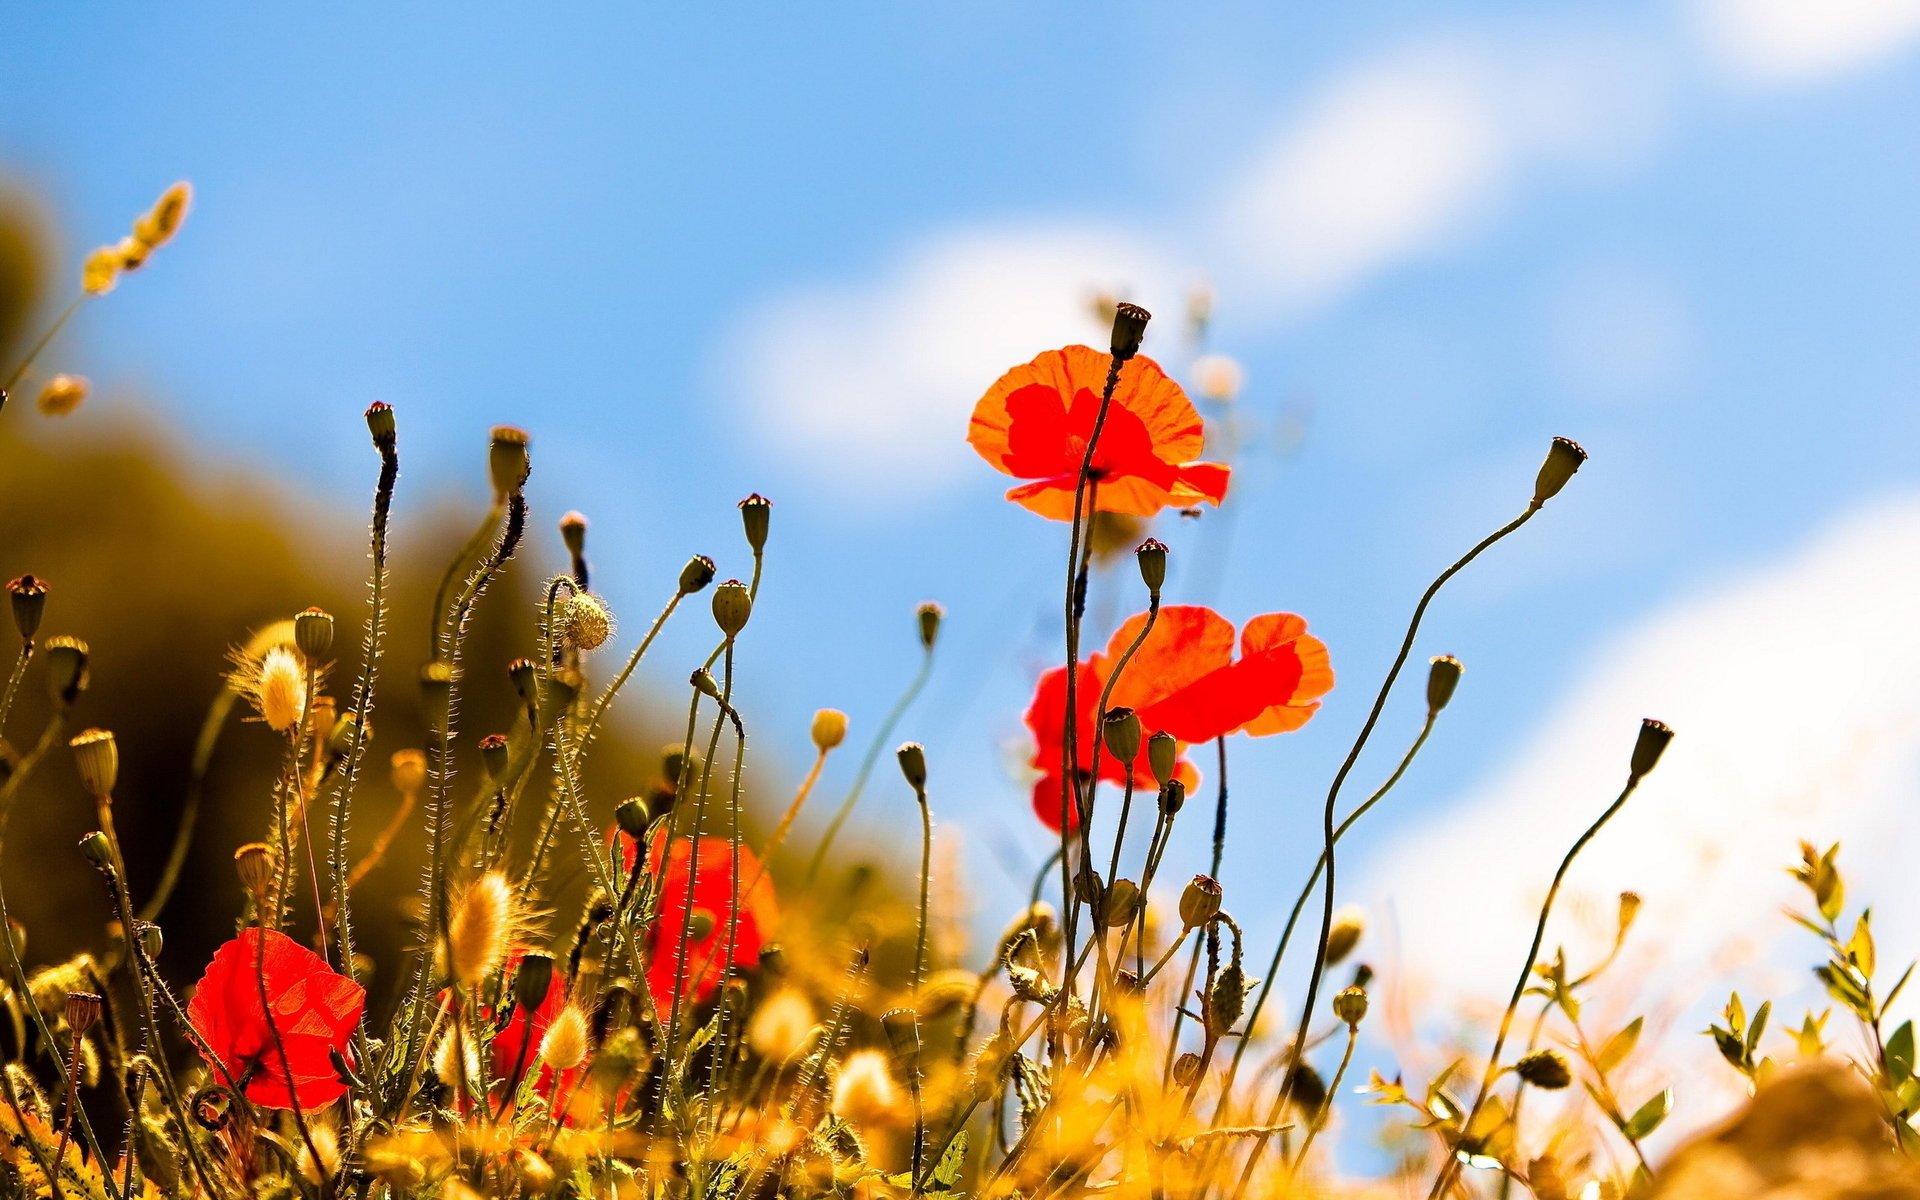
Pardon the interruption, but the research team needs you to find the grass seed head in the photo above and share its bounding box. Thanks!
[447,871,517,987]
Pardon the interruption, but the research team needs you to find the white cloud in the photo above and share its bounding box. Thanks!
[1362,494,1920,1119]
[1692,0,1920,85]
[724,224,1184,496]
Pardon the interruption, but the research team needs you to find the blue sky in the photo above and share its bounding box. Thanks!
[7,1,1920,1103]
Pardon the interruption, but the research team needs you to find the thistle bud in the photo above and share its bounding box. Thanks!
[1426,655,1463,715]
[1101,708,1142,765]
[1532,437,1587,506]
[507,658,537,706]
[1102,878,1141,928]
[478,733,510,782]
[615,797,650,841]
[295,607,334,660]
[1179,875,1222,929]
[712,580,752,637]
[1205,962,1248,1036]
[1135,538,1168,596]
[77,832,114,872]
[811,708,848,752]
[1333,986,1368,1028]
[69,729,118,798]
[418,661,453,728]
[917,601,944,651]
[514,953,555,1012]
[234,843,275,903]
[1159,777,1187,816]
[1147,731,1178,786]
[678,554,716,595]
[738,494,772,553]
[1173,1052,1203,1087]
[1630,718,1673,781]
[896,742,928,792]
[559,511,588,558]
[1324,906,1364,967]
[64,991,102,1036]
[365,402,397,446]
[44,636,88,705]
[488,426,532,499]
[1110,302,1151,362]
[1513,1049,1572,1090]
[7,575,47,643]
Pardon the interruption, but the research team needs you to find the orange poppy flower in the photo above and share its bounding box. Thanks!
[969,345,1230,520]
[1024,605,1332,832]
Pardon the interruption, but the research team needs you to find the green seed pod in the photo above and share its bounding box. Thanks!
[478,733,510,782]
[615,797,650,841]
[507,658,538,705]
[294,607,334,660]
[1102,879,1141,928]
[77,832,114,873]
[1147,732,1178,787]
[897,742,928,792]
[1179,875,1221,929]
[7,575,47,643]
[1324,906,1365,967]
[1333,985,1368,1028]
[917,602,944,651]
[712,580,752,638]
[678,555,717,595]
[69,728,118,799]
[1426,655,1463,715]
[1631,718,1674,780]
[364,401,397,445]
[1159,777,1187,817]
[1102,708,1142,765]
[738,494,772,553]
[488,425,532,499]
[1532,436,1587,506]
[418,661,453,729]
[514,953,555,1012]
[559,511,588,558]
[1110,302,1151,362]
[44,636,89,706]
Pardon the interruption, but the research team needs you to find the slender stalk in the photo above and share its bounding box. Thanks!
[806,646,934,883]
[1290,1022,1358,1174]
[0,642,31,740]
[1,295,84,398]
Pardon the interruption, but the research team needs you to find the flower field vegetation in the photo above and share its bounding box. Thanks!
[0,182,1914,1200]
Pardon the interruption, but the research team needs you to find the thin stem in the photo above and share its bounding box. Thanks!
[1290,1023,1358,1174]
[806,646,934,884]
[2,295,85,398]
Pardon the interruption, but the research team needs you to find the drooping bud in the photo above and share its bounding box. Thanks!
[1180,876,1222,928]
[690,669,721,700]
[1426,655,1463,715]
[1630,718,1673,781]
[7,576,47,643]
[712,580,752,638]
[295,607,334,660]
[917,602,944,651]
[1135,539,1168,596]
[1333,986,1369,1028]
[77,832,114,872]
[1073,866,1103,909]
[738,494,772,553]
[1101,708,1142,765]
[1324,906,1365,967]
[44,636,89,705]
[1110,302,1151,362]
[811,708,848,752]
[1532,437,1587,506]
[897,742,928,792]
[678,555,716,595]
[234,843,275,904]
[488,426,532,499]
[69,729,118,799]
[615,797,650,841]
[1513,1049,1572,1090]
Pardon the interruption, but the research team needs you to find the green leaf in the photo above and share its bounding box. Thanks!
[1889,1021,1915,1086]
[1849,912,1877,978]
[1747,1001,1771,1059]
[1599,1017,1643,1074]
[933,1129,970,1190]
[1623,1088,1673,1140]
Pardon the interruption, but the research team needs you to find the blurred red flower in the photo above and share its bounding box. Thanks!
[186,928,364,1110]
[627,835,778,1013]
[1026,605,1333,832]
[968,345,1230,520]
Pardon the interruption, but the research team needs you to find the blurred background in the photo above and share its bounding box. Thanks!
[2,0,1918,1145]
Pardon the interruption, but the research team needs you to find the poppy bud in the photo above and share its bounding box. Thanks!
[1110,302,1151,362]
[880,1008,921,1071]
[615,797,650,841]
[738,493,772,553]
[1146,732,1178,786]
[690,669,721,700]
[687,910,716,941]
[917,601,944,651]
[559,592,614,651]
[7,575,47,643]
[897,742,928,792]
[662,746,697,788]
[1333,985,1368,1028]
[678,554,716,595]
[1206,963,1248,1036]
[811,708,848,752]
[418,661,453,728]
[1427,655,1463,715]
[64,991,102,1036]
[1532,437,1587,506]
[712,580,752,638]
[44,636,88,705]
[234,843,275,903]
[1159,777,1187,817]
[488,425,532,499]
[559,511,588,558]
[1630,718,1673,781]
[295,607,334,660]
[1135,538,1168,596]
[69,729,117,798]
[1173,1052,1203,1087]
[1101,708,1142,765]
[478,733,510,782]
[1282,1063,1328,1114]
[1180,875,1222,929]
[365,401,397,446]
[1073,866,1103,909]
[135,922,163,961]
[1102,879,1141,928]
[1513,1049,1572,1090]
[514,953,555,1012]
[1324,906,1364,967]
[77,832,114,872]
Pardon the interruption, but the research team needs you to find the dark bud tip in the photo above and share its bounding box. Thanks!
[1134,538,1168,595]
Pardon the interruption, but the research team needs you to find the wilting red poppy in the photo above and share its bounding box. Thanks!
[187,928,364,1110]
[968,345,1230,520]
[637,835,778,1013]
[1025,605,1333,832]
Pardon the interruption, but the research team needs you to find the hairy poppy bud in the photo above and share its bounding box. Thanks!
[295,607,334,660]
[712,580,751,638]
[1102,707,1142,765]
[1324,906,1364,967]
[678,554,716,595]
[488,426,532,499]
[1110,302,1151,362]
[7,576,47,643]
[1532,437,1587,506]
[418,661,453,728]
[615,797,650,841]
[478,733,510,782]
[77,832,114,872]
[44,636,88,705]
[365,401,397,446]
[1173,1052,1203,1087]
[64,991,102,1036]
[1631,718,1673,781]
[135,922,163,962]
[897,742,928,792]
[1135,538,1168,596]
[69,729,118,798]
[1102,879,1141,928]
[234,843,275,903]
[738,494,772,553]
[1333,986,1368,1028]
[514,953,555,1013]
[1147,731,1178,786]
[1427,655,1463,715]
[811,708,848,751]
[559,593,614,651]
[917,602,944,651]
[1514,1049,1571,1090]
[1179,875,1221,929]
[1159,777,1187,817]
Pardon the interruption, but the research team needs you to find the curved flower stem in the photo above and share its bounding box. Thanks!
[1,295,84,400]
[805,644,934,884]
[574,588,687,749]
[0,642,31,741]
[1290,1022,1359,1175]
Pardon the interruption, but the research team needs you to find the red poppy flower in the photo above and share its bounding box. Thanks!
[1025,606,1333,832]
[634,835,778,1013]
[187,928,364,1110]
[968,345,1231,520]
